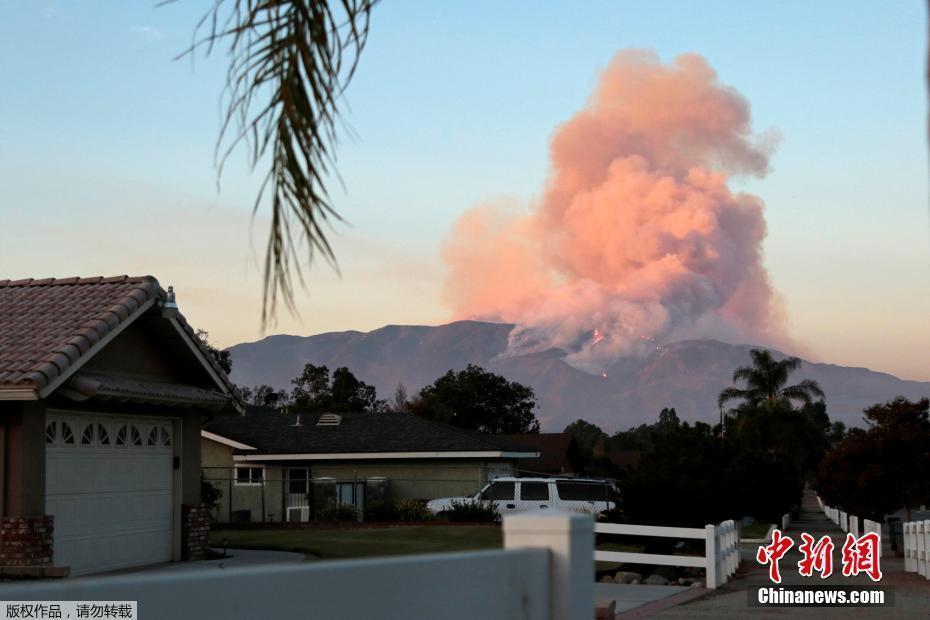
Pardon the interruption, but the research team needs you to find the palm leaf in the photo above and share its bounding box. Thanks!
[176,0,378,326]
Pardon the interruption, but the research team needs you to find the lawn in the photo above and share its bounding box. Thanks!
[739,521,773,539]
[210,526,503,560]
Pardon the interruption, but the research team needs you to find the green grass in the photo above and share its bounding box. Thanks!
[740,521,773,539]
[210,526,503,560]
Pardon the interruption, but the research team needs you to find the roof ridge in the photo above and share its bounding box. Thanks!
[0,275,158,288]
[395,411,518,450]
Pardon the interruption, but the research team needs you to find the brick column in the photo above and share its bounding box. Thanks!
[0,516,53,566]
[182,504,211,561]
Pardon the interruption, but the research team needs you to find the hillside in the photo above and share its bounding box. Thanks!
[228,321,930,431]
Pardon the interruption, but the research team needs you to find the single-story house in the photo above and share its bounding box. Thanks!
[0,276,242,576]
[202,407,540,522]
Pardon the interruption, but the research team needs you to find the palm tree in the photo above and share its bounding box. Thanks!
[181,0,379,326]
[718,349,824,412]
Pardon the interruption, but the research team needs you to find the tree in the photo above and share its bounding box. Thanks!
[718,349,824,412]
[289,364,386,413]
[817,397,930,521]
[413,365,540,434]
[195,329,232,374]
[657,407,680,428]
[183,1,378,324]
[564,420,608,456]
[390,383,409,412]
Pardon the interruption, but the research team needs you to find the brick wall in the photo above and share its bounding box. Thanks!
[0,516,53,566]
[182,504,210,561]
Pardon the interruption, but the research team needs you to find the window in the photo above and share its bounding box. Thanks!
[45,421,57,445]
[116,425,128,446]
[556,481,609,502]
[481,481,515,501]
[288,468,308,494]
[81,424,94,445]
[160,427,171,447]
[61,422,74,445]
[97,424,110,446]
[235,466,264,486]
[147,427,158,447]
[131,426,142,446]
[520,482,550,501]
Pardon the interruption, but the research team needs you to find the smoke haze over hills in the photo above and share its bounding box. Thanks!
[228,321,930,432]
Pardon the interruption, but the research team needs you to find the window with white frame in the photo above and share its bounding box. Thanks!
[235,465,264,486]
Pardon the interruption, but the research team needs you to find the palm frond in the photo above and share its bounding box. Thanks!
[782,379,825,402]
[718,386,750,408]
[179,0,378,326]
[731,364,755,384]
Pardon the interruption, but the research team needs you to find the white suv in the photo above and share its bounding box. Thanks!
[426,477,619,516]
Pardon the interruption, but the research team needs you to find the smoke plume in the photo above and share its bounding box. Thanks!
[442,50,789,373]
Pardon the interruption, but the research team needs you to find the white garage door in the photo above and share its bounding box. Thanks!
[45,413,176,575]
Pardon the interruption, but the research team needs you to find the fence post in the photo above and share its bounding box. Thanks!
[918,521,928,578]
[918,520,930,579]
[705,524,718,589]
[504,510,593,620]
[729,520,737,577]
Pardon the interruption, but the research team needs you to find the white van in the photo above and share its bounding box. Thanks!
[426,477,619,516]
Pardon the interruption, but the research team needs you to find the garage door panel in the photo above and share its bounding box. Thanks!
[46,414,175,576]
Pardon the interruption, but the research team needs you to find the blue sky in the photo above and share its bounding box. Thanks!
[2,1,928,381]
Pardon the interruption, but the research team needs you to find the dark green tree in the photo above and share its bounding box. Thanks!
[564,419,608,455]
[657,407,680,428]
[290,364,386,413]
[817,397,930,521]
[196,329,232,374]
[413,365,540,434]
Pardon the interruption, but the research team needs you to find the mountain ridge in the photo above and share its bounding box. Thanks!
[227,321,930,431]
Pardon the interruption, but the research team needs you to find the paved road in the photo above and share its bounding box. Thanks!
[96,548,311,577]
[654,491,930,619]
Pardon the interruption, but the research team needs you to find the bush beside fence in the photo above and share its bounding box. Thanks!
[594,519,740,589]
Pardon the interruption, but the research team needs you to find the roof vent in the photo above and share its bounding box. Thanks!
[161,285,179,318]
[317,413,342,427]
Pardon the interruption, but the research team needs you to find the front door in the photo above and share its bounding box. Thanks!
[285,467,310,522]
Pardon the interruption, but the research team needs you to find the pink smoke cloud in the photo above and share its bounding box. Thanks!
[442,50,790,372]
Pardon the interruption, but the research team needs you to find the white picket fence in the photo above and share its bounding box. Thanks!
[0,511,592,620]
[780,512,791,531]
[594,519,740,589]
[816,496,881,555]
[0,511,745,618]
[904,520,930,580]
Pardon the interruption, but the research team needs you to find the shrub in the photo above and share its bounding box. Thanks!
[364,499,400,522]
[395,499,433,522]
[316,501,358,522]
[201,473,223,511]
[364,499,434,522]
[440,500,500,523]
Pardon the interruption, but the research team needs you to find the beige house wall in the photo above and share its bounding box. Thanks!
[202,438,287,522]
[202,435,520,521]
[310,459,515,501]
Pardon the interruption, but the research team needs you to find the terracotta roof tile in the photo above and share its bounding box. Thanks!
[0,276,160,392]
[0,275,243,410]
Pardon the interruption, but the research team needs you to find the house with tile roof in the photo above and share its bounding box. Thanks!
[0,276,243,576]
[201,406,539,522]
